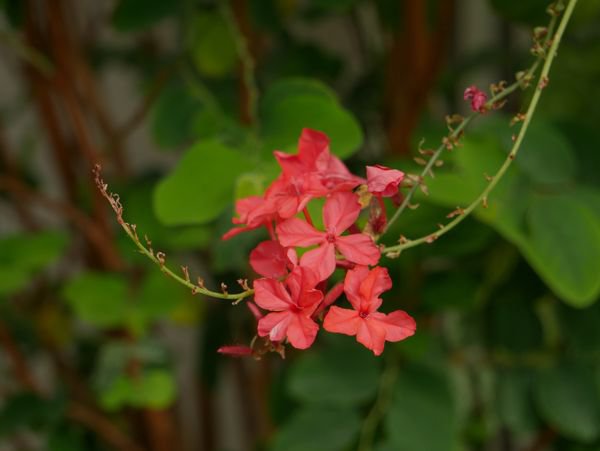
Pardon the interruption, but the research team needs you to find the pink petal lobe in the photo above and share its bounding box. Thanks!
[343,266,371,310]
[359,266,392,307]
[335,234,381,266]
[222,225,253,240]
[299,242,336,282]
[286,313,319,349]
[323,306,360,336]
[274,151,305,177]
[250,240,290,278]
[285,266,320,302]
[323,192,361,233]
[298,128,331,170]
[366,165,405,197]
[253,278,293,311]
[356,318,387,356]
[372,310,417,342]
[277,218,325,247]
[258,311,292,342]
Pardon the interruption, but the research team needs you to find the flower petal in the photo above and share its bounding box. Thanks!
[298,128,331,171]
[335,234,380,266]
[323,306,360,336]
[358,266,392,309]
[323,192,362,234]
[343,266,370,310]
[366,165,404,197]
[286,313,319,349]
[258,311,292,342]
[277,218,325,247]
[356,317,387,356]
[299,242,336,281]
[253,278,293,311]
[285,266,320,303]
[250,240,290,278]
[371,310,416,342]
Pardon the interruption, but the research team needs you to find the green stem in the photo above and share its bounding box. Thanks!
[357,355,399,451]
[380,10,562,238]
[383,0,577,257]
[94,165,253,302]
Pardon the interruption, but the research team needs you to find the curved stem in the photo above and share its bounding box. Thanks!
[380,11,562,238]
[383,0,577,256]
[94,165,254,302]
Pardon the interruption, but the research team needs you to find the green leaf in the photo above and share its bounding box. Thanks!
[504,120,577,186]
[496,369,538,436]
[112,0,177,31]
[0,230,67,296]
[100,370,175,410]
[150,81,205,149]
[488,0,548,25]
[260,78,363,159]
[188,12,237,77]
[120,180,212,252]
[271,407,360,451]
[288,338,380,406]
[0,393,63,436]
[386,364,459,451]
[129,370,176,408]
[423,272,478,311]
[137,271,188,321]
[523,194,600,306]
[63,273,129,328]
[534,364,600,442]
[154,139,253,226]
[0,230,67,271]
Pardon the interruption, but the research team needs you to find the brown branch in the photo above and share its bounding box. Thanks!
[383,0,455,155]
[522,427,557,451]
[0,319,40,393]
[0,121,39,230]
[116,66,173,140]
[0,175,123,270]
[67,403,145,451]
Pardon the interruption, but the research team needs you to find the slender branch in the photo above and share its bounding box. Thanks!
[94,165,254,302]
[357,355,399,451]
[0,30,54,76]
[116,66,174,139]
[221,0,259,126]
[0,175,123,269]
[382,54,546,238]
[383,0,577,256]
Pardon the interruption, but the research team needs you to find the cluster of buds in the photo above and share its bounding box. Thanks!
[220,129,416,356]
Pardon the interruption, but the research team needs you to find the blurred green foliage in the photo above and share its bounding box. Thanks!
[1,0,599,450]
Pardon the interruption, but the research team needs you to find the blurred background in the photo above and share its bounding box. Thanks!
[0,0,599,450]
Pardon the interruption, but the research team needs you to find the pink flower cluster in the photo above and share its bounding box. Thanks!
[222,129,416,356]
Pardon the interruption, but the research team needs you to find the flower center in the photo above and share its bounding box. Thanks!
[326,233,336,243]
[359,311,369,319]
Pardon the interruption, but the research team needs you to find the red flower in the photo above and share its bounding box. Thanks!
[464,85,488,113]
[264,172,323,219]
[277,192,380,281]
[323,266,416,355]
[253,266,323,349]
[366,165,404,197]
[249,240,297,278]
[222,196,276,240]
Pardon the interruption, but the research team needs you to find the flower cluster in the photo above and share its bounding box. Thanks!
[222,129,416,356]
